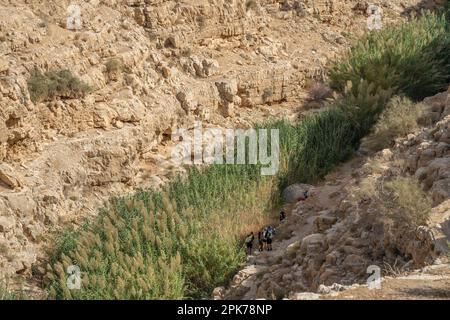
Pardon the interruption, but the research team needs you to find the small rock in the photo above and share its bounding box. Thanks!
[314,210,337,232]
[161,66,171,78]
[290,292,321,300]
[317,284,331,294]
[0,58,8,73]
[0,216,15,232]
[430,178,450,205]
[114,120,124,129]
[0,163,22,189]
[212,286,225,300]
[379,148,393,161]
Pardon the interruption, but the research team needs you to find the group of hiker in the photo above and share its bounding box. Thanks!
[245,225,275,255]
[244,189,311,255]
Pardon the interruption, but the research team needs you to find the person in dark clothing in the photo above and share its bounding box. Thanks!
[261,228,268,250]
[279,211,286,222]
[258,231,264,252]
[298,189,309,202]
[265,226,274,251]
[245,232,255,255]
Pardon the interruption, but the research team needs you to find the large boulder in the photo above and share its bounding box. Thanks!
[282,183,313,203]
[417,157,450,189]
[300,233,327,255]
[342,254,367,274]
[430,178,450,205]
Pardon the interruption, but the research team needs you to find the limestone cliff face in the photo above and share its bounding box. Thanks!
[0,0,418,288]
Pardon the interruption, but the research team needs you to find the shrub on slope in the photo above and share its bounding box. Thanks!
[362,96,423,151]
[28,69,90,103]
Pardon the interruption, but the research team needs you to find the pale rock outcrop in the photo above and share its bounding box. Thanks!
[181,55,219,78]
[0,163,22,189]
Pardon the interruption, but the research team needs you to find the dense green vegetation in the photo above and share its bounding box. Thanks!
[330,12,450,101]
[44,11,450,299]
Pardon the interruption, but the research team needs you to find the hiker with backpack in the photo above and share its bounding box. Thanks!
[260,227,267,251]
[245,232,255,255]
[265,226,274,251]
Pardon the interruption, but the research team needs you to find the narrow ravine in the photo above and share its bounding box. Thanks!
[2,0,449,301]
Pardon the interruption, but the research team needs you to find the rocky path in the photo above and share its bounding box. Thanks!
[323,264,450,300]
[220,157,362,299]
[220,139,450,300]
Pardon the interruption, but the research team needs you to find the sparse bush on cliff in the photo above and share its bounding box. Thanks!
[385,177,432,227]
[28,69,90,103]
[0,285,13,300]
[196,15,207,30]
[351,174,431,228]
[307,82,333,102]
[362,96,422,151]
[105,59,122,74]
[245,0,258,11]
